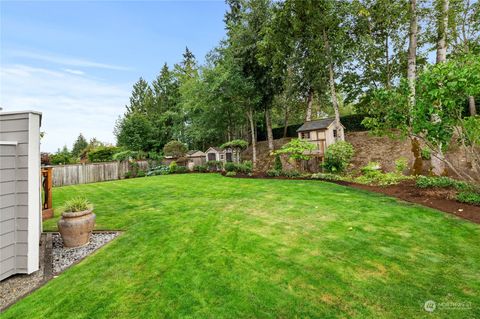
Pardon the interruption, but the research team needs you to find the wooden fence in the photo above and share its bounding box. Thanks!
[51,160,151,187]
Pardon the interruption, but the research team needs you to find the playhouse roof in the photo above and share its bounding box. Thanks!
[296,118,339,132]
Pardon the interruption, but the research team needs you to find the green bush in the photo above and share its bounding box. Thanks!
[266,169,281,177]
[124,171,132,179]
[194,165,207,173]
[395,157,408,174]
[225,171,237,177]
[415,176,465,189]
[421,148,431,160]
[146,165,169,176]
[224,162,236,172]
[274,154,282,171]
[163,140,187,158]
[113,150,136,162]
[311,173,349,181]
[238,161,253,174]
[456,191,480,206]
[50,146,74,165]
[223,161,252,174]
[137,170,146,177]
[355,171,412,186]
[323,141,355,173]
[281,170,301,178]
[361,161,381,175]
[169,161,178,174]
[175,166,188,174]
[207,160,223,171]
[88,146,119,163]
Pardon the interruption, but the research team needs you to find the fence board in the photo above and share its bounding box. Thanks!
[51,161,151,187]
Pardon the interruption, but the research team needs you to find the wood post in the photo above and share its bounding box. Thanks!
[41,166,54,220]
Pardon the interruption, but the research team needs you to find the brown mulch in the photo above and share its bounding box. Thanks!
[224,173,480,224]
[338,180,480,224]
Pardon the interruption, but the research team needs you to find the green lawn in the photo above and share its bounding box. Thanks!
[3,174,479,318]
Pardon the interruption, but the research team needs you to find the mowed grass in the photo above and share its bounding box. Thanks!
[2,174,480,318]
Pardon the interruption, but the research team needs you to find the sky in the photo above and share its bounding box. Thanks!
[0,0,228,152]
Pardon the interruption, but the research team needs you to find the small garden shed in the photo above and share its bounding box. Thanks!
[297,118,345,155]
[186,150,206,170]
[205,147,234,163]
[0,111,42,281]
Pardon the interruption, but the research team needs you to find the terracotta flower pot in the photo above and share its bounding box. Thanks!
[58,209,96,248]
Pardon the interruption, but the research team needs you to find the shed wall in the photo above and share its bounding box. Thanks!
[0,111,41,281]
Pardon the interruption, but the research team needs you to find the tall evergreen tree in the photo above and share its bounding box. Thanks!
[71,133,88,158]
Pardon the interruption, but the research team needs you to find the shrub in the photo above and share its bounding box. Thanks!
[194,165,207,173]
[323,141,355,173]
[62,197,92,213]
[137,170,146,177]
[224,162,236,172]
[361,161,381,175]
[169,161,178,174]
[311,173,349,181]
[175,166,188,174]
[281,170,301,178]
[456,191,480,206]
[415,176,465,189]
[163,140,187,158]
[146,165,169,176]
[239,161,253,174]
[50,146,74,165]
[88,146,119,163]
[421,148,431,160]
[274,139,316,162]
[355,171,412,186]
[395,157,408,174]
[207,160,223,171]
[225,171,237,177]
[113,150,136,162]
[274,154,282,171]
[266,169,281,177]
[124,171,132,179]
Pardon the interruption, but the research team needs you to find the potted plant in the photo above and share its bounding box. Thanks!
[57,197,96,248]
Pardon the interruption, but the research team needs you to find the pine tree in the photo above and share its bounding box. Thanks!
[71,133,88,158]
[126,77,153,114]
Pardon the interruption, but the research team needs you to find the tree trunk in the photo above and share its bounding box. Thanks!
[431,0,449,174]
[408,0,422,176]
[385,35,390,89]
[323,29,341,137]
[469,96,476,116]
[265,108,274,151]
[247,109,257,168]
[305,87,313,122]
[431,145,446,176]
[283,103,289,138]
[436,0,449,64]
[407,0,417,115]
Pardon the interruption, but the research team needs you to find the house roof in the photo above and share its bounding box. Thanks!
[205,147,222,153]
[187,150,205,157]
[296,118,338,132]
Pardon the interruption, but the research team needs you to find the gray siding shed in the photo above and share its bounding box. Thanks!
[0,111,42,281]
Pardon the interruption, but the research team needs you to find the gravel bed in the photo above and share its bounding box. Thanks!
[52,232,119,274]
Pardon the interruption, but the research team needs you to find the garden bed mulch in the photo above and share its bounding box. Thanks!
[225,173,480,224]
[0,231,120,312]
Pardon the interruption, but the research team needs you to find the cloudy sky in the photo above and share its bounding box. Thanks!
[0,0,227,152]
